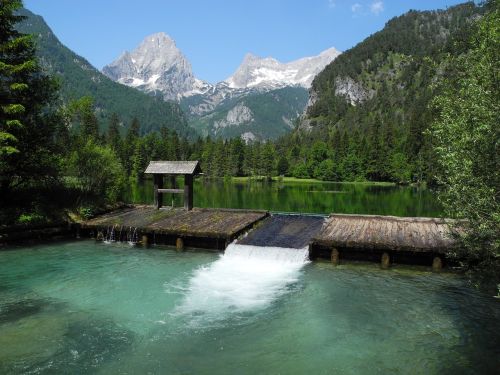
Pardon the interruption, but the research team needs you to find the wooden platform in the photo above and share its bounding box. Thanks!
[310,214,456,265]
[81,207,457,266]
[81,206,268,250]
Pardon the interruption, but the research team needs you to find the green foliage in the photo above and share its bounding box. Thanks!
[291,162,310,179]
[17,212,45,224]
[297,2,483,184]
[0,0,60,193]
[314,159,338,181]
[430,0,499,281]
[78,207,94,220]
[67,140,125,204]
[277,156,289,176]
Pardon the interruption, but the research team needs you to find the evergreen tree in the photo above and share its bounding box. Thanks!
[80,98,99,140]
[0,0,60,195]
[261,143,277,178]
[131,139,147,181]
[277,156,289,176]
[107,112,122,154]
[122,117,140,176]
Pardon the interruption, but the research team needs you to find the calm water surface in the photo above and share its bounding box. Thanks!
[126,179,443,217]
[1,241,498,374]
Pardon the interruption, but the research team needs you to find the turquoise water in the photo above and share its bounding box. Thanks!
[1,241,499,374]
[126,179,443,217]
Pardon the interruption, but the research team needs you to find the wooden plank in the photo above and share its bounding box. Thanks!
[312,213,456,253]
[158,188,184,194]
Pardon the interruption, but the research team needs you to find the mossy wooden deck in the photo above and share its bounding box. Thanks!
[81,206,268,250]
[310,214,456,266]
[81,207,456,266]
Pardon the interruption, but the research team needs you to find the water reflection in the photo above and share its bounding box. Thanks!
[126,178,443,217]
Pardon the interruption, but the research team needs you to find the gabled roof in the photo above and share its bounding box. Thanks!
[144,161,202,175]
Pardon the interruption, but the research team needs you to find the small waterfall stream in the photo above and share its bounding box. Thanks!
[174,243,310,324]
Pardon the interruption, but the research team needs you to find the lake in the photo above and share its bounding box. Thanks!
[1,241,498,374]
[126,178,443,217]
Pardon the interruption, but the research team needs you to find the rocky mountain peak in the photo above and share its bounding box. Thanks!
[225,48,341,90]
[102,32,200,100]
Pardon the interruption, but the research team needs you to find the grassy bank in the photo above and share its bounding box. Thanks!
[230,176,396,186]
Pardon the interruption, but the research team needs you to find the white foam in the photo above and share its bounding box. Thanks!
[174,244,309,324]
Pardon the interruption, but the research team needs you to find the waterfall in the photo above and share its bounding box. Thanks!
[103,225,116,243]
[173,243,309,324]
[127,227,138,246]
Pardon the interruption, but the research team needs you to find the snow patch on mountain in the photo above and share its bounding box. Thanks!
[102,32,211,100]
[225,48,341,90]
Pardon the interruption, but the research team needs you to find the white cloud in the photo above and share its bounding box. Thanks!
[370,1,384,15]
[328,0,336,8]
[351,3,362,13]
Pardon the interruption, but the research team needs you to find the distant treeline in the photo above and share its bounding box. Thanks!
[62,99,422,184]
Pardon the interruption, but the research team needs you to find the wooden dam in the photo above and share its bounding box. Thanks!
[81,206,456,269]
[80,160,456,268]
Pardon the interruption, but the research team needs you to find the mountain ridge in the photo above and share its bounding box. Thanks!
[16,10,191,136]
[102,33,340,98]
[102,33,340,140]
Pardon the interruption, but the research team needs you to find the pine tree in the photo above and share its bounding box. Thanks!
[122,117,140,176]
[107,113,121,154]
[0,0,60,194]
[261,143,277,178]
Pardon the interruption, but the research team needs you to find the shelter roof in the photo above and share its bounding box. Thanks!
[144,161,201,175]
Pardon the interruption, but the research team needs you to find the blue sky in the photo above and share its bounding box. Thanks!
[24,0,469,83]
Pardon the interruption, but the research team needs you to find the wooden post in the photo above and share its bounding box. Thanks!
[176,237,184,251]
[432,256,442,271]
[308,244,314,261]
[170,175,176,207]
[381,252,390,269]
[184,174,193,211]
[153,174,164,209]
[331,248,340,265]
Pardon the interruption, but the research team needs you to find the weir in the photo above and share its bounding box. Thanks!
[81,205,269,250]
[80,206,456,267]
[238,214,325,248]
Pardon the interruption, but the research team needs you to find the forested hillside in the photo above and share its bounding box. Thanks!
[16,8,190,136]
[292,2,483,183]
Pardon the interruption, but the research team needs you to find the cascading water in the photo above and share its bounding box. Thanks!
[104,225,116,243]
[173,243,309,325]
[127,227,138,246]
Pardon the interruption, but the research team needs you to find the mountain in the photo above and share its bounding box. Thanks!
[304,2,482,128]
[225,48,341,90]
[103,34,339,140]
[16,9,190,136]
[287,1,483,182]
[186,86,309,140]
[102,32,209,101]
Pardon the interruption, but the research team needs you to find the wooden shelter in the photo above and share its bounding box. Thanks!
[144,161,202,210]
